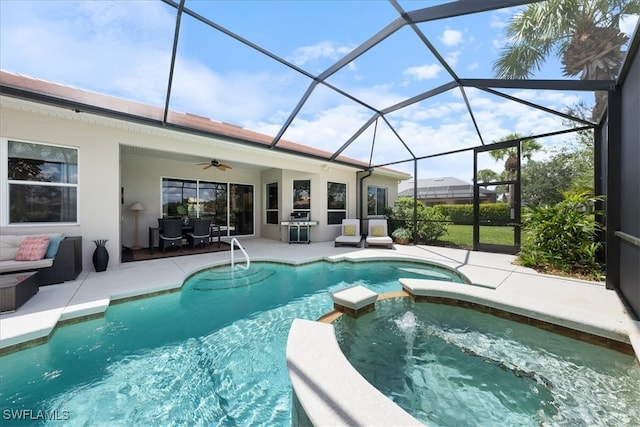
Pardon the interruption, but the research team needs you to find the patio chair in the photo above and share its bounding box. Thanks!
[159,219,183,252]
[365,219,393,249]
[334,219,362,247]
[187,218,211,248]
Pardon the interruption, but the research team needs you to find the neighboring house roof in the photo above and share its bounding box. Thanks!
[0,70,411,180]
[398,176,495,199]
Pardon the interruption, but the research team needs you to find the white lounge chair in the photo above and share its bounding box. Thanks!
[365,219,393,249]
[334,219,362,247]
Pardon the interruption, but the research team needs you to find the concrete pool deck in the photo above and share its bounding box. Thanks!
[1,238,638,360]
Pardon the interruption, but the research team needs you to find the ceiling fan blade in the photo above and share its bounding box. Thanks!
[217,164,232,171]
[203,164,212,170]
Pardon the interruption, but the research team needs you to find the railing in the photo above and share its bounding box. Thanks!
[230,238,250,270]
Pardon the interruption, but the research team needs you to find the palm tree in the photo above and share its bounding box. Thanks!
[476,168,501,183]
[489,133,541,208]
[494,0,640,119]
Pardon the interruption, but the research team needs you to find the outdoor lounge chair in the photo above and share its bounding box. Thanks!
[365,219,393,249]
[334,219,362,247]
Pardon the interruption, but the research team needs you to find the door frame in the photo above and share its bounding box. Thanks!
[473,140,521,254]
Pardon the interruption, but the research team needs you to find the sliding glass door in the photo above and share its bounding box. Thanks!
[162,178,253,236]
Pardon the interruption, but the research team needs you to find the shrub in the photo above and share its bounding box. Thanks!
[433,203,511,225]
[387,197,449,242]
[518,192,604,280]
[433,204,473,224]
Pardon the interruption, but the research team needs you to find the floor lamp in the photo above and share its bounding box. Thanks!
[129,202,145,250]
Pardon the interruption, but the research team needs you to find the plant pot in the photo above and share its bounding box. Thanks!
[92,240,109,272]
[395,237,409,245]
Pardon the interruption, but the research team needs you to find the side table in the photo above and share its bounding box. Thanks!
[0,272,39,313]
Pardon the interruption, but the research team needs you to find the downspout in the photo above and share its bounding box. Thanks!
[358,168,374,237]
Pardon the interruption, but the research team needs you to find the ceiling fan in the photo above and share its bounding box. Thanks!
[197,159,232,171]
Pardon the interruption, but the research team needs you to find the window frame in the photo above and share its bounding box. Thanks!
[367,185,388,216]
[327,181,347,225]
[292,179,311,214]
[3,138,79,226]
[265,181,279,225]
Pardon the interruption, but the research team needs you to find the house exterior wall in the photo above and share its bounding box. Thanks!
[1,96,404,272]
[1,101,120,272]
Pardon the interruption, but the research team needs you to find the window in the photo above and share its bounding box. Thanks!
[293,180,310,213]
[266,182,279,224]
[7,140,78,223]
[162,178,197,217]
[161,178,254,236]
[327,182,346,225]
[367,185,387,216]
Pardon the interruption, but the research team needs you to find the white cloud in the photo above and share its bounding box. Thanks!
[445,51,461,67]
[288,40,354,67]
[440,29,463,46]
[468,62,479,71]
[403,64,441,81]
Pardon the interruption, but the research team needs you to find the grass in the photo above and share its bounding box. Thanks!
[437,224,515,248]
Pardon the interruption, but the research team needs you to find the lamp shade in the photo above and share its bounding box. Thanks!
[129,202,145,211]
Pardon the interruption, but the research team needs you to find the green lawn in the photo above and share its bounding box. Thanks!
[438,224,515,248]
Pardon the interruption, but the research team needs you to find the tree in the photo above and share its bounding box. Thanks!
[561,100,596,193]
[494,0,640,119]
[476,168,500,183]
[521,156,575,207]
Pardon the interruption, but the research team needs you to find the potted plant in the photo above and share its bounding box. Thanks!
[391,227,411,245]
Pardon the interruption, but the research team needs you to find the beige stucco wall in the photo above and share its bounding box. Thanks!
[2,96,406,273]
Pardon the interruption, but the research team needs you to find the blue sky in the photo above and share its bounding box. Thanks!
[1,0,638,181]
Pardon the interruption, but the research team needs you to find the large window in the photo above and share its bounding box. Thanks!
[293,180,310,213]
[162,178,253,236]
[6,140,78,224]
[266,182,279,224]
[367,185,387,216]
[162,178,197,218]
[327,182,346,225]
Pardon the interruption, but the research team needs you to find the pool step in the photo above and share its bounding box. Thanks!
[187,267,276,291]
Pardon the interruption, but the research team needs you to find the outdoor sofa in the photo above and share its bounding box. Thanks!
[0,234,82,286]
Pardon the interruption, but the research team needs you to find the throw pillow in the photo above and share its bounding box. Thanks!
[371,226,385,237]
[15,236,50,261]
[343,225,356,236]
[45,236,65,259]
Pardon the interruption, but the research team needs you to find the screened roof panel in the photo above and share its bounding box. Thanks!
[1,0,638,180]
[184,0,399,74]
[169,12,312,129]
[324,25,452,111]
[0,0,176,108]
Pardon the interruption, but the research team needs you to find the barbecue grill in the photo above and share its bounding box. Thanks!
[280,212,318,243]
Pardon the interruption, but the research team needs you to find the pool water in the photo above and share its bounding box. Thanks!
[334,298,640,426]
[0,260,464,426]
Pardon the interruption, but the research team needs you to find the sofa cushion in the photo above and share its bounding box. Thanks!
[343,225,357,236]
[1,234,63,261]
[0,258,54,273]
[0,235,27,261]
[371,226,386,237]
[45,236,65,259]
[16,236,50,261]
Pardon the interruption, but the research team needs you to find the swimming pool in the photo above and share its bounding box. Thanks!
[0,260,464,426]
[334,297,640,426]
